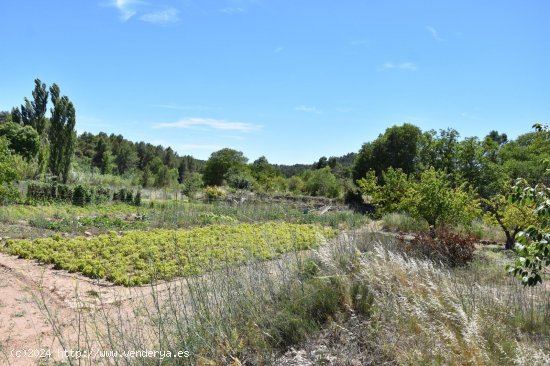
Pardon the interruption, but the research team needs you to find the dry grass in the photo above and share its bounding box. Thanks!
[34,229,550,365]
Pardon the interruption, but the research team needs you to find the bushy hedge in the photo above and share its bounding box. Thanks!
[26,181,141,206]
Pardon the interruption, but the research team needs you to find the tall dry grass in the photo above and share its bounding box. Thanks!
[36,230,549,365]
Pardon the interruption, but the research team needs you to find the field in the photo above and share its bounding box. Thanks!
[0,199,549,366]
[3,223,336,285]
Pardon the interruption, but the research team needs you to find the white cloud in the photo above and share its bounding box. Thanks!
[399,62,417,70]
[140,7,179,24]
[295,105,321,114]
[153,118,261,132]
[112,0,140,21]
[382,62,417,71]
[273,46,284,54]
[426,26,443,41]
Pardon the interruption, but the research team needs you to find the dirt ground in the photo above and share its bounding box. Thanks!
[0,250,145,366]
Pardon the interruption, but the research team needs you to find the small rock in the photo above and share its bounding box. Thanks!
[84,231,93,237]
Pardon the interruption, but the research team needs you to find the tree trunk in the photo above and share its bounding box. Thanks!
[504,231,515,250]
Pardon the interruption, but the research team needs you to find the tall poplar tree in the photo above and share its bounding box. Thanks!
[48,84,76,183]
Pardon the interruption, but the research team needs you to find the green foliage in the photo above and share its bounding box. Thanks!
[72,184,92,206]
[25,182,134,206]
[203,186,226,202]
[225,166,256,190]
[133,190,142,206]
[507,178,550,286]
[302,167,342,198]
[381,212,429,233]
[417,128,460,174]
[499,129,550,185]
[352,123,423,180]
[356,167,408,214]
[401,167,480,228]
[92,135,114,174]
[0,137,18,184]
[251,156,285,192]
[0,137,20,204]
[48,83,76,183]
[16,79,49,135]
[0,122,40,160]
[483,184,538,249]
[3,223,336,285]
[182,172,203,199]
[203,148,248,186]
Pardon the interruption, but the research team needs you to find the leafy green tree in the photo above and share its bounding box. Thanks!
[483,186,537,250]
[353,123,423,181]
[498,129,550,185]
[15,79,49,135]
[357,167,409,214]
[225,166,256,190]
[0,111,11,123]
[182,172,203,199]
[251,156,283,192]
[417,128,460,175]
[163,146,177,168]
[506,124,550,286]
[114,141,138,174]
[0,122,40,160]
[48,84,76,183]
[401,167,479,231]
[486,130,508,146]
[314,156,328,169]
[0,137,20,204]
[287,175,304,194]
[92,135,114,174]
[0,137,18,183]
[302,167,342,198]
[203,148,248,186]
[507,178,550,286]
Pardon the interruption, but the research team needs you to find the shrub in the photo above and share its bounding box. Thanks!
[203,186,226,202]
[182,172,203,199]
[399,228,476,266]
[133,191,142,206]
[381,212,429,233]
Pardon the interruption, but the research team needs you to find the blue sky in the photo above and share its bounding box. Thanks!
[1,1,549,164]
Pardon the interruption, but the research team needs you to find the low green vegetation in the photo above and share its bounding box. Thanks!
[3,223,336,285]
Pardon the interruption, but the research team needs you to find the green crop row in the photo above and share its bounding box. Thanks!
[3,223,336,286]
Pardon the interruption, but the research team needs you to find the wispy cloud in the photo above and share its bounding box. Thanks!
[153,117,261,132]
[273,46,284,54]
[140,7,179,24]
[295,105,322,114]
[426,26,443,41]
[112,0,140,21]
[220,7,245,14]
[382,62,417,71]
